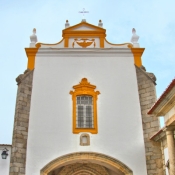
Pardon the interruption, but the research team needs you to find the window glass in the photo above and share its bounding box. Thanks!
[82,136,88,144]
[76,96,93,128]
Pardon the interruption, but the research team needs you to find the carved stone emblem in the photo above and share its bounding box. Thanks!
[72,38,96,48]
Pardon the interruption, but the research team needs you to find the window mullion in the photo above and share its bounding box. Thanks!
[76,95,93,129]
[84,104,86,128]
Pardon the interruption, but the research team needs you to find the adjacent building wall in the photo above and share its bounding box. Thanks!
[136,66,164,175]
[0,145,11,175]
[9,70,33,175]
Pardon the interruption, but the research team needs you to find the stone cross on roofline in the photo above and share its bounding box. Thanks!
[79,8,89,21]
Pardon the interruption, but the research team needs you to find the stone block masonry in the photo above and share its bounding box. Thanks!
[136,66,164,175]
[9,70,33,175]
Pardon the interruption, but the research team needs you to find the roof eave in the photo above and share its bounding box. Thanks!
[148,79,175,115]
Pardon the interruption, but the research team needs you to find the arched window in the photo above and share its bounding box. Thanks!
[70,78,100,134]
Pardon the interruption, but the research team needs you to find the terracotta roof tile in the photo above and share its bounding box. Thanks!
[148,78,175,114]
[0,144,12,146]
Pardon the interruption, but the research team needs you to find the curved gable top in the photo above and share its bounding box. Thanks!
[25,20,144,70]
[34,20,133,49]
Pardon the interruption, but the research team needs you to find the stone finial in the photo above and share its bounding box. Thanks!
[65,20,70,28]
[131,28,140,48]
[30,28,38,47]
[98,20,103,27]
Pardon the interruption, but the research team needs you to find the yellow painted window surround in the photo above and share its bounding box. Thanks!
[70,78,100,134]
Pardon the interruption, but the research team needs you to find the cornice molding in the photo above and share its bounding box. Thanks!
[150,129,166,142]
[36,48,134,57]
[148,79,175,115]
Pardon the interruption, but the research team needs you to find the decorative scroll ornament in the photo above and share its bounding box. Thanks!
[72,38,96,48]
[70,78,100,95]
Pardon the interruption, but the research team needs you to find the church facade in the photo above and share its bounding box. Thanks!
[8,20,167,175]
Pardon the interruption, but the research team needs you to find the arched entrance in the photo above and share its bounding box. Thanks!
[58,163,109,175]
[40,152,133,175]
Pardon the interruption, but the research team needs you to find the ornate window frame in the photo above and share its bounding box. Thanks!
[70,78,100,134]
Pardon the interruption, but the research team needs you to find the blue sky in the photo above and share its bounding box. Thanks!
[0,0,175,144]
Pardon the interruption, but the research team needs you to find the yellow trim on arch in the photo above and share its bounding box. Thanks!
[25,48,39,70]
[70,78,100,134]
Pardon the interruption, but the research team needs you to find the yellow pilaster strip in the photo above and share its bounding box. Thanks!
[100,37,104,48]
[131,48,145,67]
[64,37,69,47]
[25,48,39,70]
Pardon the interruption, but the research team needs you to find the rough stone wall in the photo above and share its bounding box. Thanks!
[9,70,33,175]
[136,66,164,175]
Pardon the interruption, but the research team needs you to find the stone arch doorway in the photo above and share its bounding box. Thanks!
[40,152,133,175]
[58,163,109,175]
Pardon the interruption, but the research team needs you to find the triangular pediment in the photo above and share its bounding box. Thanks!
[62,21,106,38]
[63,21,106,32]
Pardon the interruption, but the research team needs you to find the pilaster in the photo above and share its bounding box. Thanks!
[165,128,175,175]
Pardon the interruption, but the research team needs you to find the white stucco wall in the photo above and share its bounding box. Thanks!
[26,48,147,175]
[0,145,11,175]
